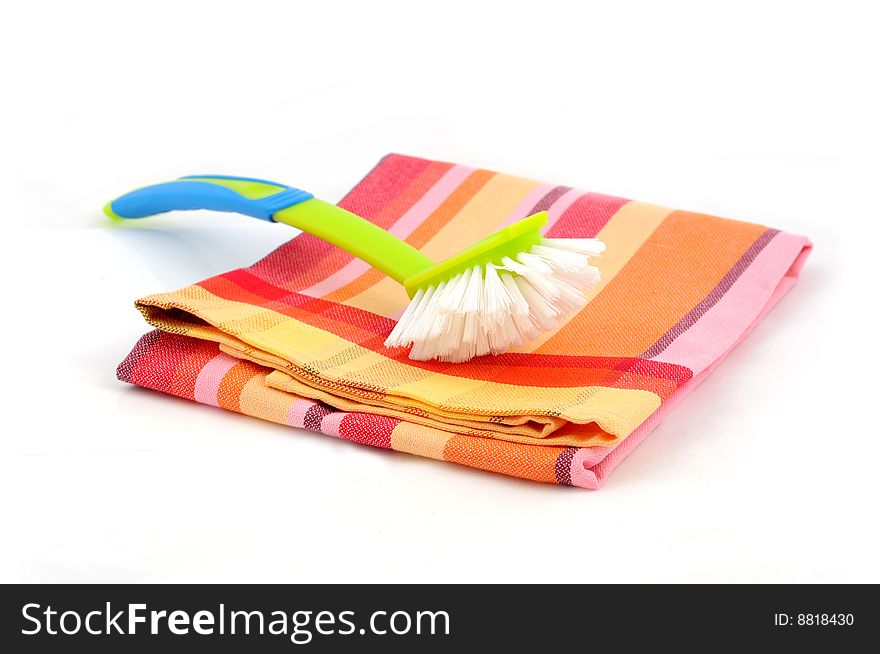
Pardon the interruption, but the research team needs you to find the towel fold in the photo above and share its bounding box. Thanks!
[118,154,811,488]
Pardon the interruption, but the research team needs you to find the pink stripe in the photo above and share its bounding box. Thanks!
[571,278,795,489]
[301,259,373,299]
[320,412,349,437]
[651,232,811,374]
[501,182,555,226]
[542,188,582,232]
[569,235,811,489]
[286,398,319,428]
[193,354,239,407]
[299,165,476,298]
[387,165,476,238]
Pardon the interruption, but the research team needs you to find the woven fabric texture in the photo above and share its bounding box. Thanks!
[118,154,812,488]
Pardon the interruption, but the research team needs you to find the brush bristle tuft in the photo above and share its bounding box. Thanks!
[384,238,605,362]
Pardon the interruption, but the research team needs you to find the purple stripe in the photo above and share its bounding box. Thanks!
[116,329,162,383]
[641,229,780,359]
[303,404,333,432]
[529,185,571,215]
[554,447,577,486]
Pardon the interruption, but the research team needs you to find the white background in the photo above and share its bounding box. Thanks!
[1,0,877,583]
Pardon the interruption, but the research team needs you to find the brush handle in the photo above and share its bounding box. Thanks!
[105,175,312,221]
[272,200,433,284]
[106,175,434,285]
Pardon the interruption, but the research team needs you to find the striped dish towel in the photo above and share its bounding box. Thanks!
[118,154,811,488]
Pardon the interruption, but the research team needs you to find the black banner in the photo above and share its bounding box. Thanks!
[1,584,873,651]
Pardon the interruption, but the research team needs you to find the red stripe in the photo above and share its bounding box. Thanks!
[201,270,398,339]
[192,269,692,393]
[128,331,182,394]
[352,342,690,397]
[338,413,398,449]
[547,192,629,237]
[116,330,162,383]
[338,154,437,219]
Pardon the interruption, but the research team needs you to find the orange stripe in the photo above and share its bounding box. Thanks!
[321,267,387,304]
[403,169,496,250]
[443,435,562,484]
[322,169,495,304]
[217,361,262,412]
[537,210,767,356]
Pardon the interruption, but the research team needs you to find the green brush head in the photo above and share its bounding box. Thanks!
[402,212,548,296]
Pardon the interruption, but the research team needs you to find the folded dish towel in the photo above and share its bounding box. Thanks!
[117,154,811,488]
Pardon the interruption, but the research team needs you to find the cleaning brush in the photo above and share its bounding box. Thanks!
[106,175,604,363]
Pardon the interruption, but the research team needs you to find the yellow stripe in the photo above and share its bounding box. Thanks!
[417,174,541,261]
[267,369,645,448]
[390,423,451,460]
[238,374,297,425]
[138,284,660,438]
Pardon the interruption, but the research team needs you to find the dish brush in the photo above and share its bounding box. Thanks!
[106,175,604,362]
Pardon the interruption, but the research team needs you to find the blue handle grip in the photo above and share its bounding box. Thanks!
[106,175,314,222]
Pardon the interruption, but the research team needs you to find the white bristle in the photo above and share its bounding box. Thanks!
[541,237,606,257]
[384,237,605,362]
